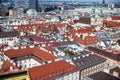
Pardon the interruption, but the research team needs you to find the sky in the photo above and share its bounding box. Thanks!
[40,0,120,3]
[13,0,120,4]
[81,0,120,3]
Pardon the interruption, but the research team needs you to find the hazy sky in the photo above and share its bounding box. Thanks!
[80,0,120,3]
[38,0,120,3]
[14,0,120,4]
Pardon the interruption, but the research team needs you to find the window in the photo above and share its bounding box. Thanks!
[48,73,51,77]
[56,71,58,74]
[63,69,66,72]
[35,77,38,80]
[44,75,47,79]
[29,64,31,67]
[67,68,69,71]
[40,76,42,80]
[60,70,63,73]
[52,72,54,76]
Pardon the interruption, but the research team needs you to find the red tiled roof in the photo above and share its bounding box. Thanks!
[73,35,99,45]
[4,46,57,61]
[25,36,60,47]
[69,28,77,34]
[34,47,56,61]
[56,22,66,27]
[69,27,95,36]
[28,60,78,80]
[103,20,120,27]
[15,22,68,35]
[43,46,53,53]
[1,60,18,73]
[111,16,120,20]
[0,69,3,73]
[77,28,95,34]
[18,22,66,29]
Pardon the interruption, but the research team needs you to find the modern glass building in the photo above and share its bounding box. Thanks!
[29,0,38,12]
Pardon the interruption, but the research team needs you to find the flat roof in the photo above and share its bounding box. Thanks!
[72,54,106,70]
[87,71,120,80]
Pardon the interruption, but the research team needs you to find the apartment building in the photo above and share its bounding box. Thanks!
[88,46,120,67]
[28,60,79,80]
[0,27,19,46]
[72,54,107,80]
[84,71,120,80]
[2,45,57,70]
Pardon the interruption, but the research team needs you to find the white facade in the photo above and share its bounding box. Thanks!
[27,9,37,17]
[80,62,107,80]
[54,71,79,80]
[0,37,18,46]
[0,54,4,69]
[17,58,41,70]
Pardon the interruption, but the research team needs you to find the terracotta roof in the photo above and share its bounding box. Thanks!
[28,60,78,80]
[26,36,60,47]
[4,46,57,61]
[77,28,95,34]
[69,27,98,45]
[69,27,95,34]
[18,22,66,29]
[73,35,99,45]
[16,22,67,35]
[111,16,120,20]
[103,20,120,27]
[1,60,18,73]
[34,47,56,61]
[69,28,77,34]
[43,46,53,53]
[56,22,66,27]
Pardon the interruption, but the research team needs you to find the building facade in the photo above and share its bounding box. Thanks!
[72,54,107,80]
[28,60,79,80]
[84,71,120,80]
[3,45,57,70]
[29,0,38,12]
[0,30,19,46]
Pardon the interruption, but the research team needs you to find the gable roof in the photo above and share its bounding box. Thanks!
[4,46,57,61]
[0,60,18,73]
[28,60,78,80]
